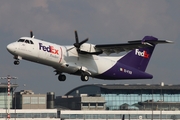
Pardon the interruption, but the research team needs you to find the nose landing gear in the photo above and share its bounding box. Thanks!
[14,60,20,65]
[54,70,66,81]
[13,56,21,65]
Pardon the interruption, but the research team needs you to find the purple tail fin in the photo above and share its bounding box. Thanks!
[118,36,158,71]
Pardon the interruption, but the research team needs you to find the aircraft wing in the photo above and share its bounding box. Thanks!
[95,42,149,55]
[95,40,172,55]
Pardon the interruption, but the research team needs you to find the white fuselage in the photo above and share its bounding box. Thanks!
[7,37,118,78]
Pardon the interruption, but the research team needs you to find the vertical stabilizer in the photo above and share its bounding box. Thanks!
[118,36,158,71]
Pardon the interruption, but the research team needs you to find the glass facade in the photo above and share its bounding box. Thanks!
[101,88,180,110]
[65,84,180,111]
[0,88,13,109]
[60,113,180,119]
[0,113,57,118]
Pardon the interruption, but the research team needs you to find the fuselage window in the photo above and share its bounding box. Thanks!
[18,39,25,42]
[25,40,30,44]
[30,40,34,44]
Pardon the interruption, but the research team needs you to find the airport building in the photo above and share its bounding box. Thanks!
[1,82,180,119]
[59,83,180,111]
[14,90,47,109]
[0,83,18,109]
[57,84,180,119]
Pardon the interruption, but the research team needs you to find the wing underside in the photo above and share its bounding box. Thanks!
[95,43,148,55]
[95,40,172,55]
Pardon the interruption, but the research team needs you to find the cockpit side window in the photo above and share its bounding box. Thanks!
[30,40,34,44]
[25,40,30,44]
[18,39,25,42]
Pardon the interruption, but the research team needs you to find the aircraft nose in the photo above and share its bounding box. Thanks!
[7,43,15,53]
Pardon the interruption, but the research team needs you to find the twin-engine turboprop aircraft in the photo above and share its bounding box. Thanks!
[7,31,172,81]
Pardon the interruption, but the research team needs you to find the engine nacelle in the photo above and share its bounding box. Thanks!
[79,43,102,54]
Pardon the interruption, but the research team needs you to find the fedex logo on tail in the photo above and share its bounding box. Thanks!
[39,43,59,55]
[135,49,149,58]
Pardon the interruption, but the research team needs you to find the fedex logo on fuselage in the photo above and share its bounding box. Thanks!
[39,43,59,55]
[135,49,149,58]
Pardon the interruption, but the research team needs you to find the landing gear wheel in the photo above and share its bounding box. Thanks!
[58,74,66,81]
[14,60,20,65]
[81,74,89,81]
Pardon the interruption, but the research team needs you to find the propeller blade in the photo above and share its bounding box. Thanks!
[75,30,79,44]
[73,30,89,53]
[74,30,80,48]
[67,46,75,51]
[79,38,88,46]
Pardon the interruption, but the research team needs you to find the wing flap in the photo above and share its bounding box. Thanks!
[128,40,173,44]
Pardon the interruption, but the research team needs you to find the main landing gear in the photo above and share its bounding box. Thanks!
[57,73,89,81]
[58,74,66,81]
[55,70,90,82]
[54,70,66,81]
[81,73,89,81]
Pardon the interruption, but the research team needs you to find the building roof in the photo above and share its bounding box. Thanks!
[65,83,180,95]
[95,84,180,90]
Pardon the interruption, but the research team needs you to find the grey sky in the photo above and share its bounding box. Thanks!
[0,0,179,95]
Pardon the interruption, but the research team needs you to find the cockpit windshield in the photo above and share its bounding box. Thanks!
[17,39,34,44]
[18,39,25,42]
[25,40,29,43]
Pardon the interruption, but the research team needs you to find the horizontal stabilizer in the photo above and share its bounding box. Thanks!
[128,40,173,44]
[95,36,173,55]
[128,36,173,45]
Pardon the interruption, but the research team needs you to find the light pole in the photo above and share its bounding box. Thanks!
[151,85,153,120]
[160,82,164,120]
[0,75,18,120]
[13,78,18,120]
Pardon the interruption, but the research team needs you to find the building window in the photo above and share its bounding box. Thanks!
[48,113,56,118]
[23,97,30,104]
[61,114,69,119]
[31,97,38,104]
[17,113,25,118]
[39,97,46,104]
[25,113,32,118]
[41,113,47,118]
[98,103,104,106]
[90,103,96,106]
[82,103,88,106]
[32,113,40,118]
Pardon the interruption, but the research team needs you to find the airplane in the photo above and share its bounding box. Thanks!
[6,31,173,81]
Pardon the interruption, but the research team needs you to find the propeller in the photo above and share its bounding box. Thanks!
[73,30,88,52]
[30,31,34,38]
[67,30,88,53]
